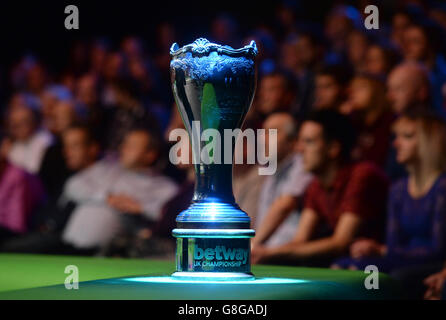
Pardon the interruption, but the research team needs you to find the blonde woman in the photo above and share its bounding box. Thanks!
[333,109,446,297]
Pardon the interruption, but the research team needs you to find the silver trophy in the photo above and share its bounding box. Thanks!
[170,38,257,280]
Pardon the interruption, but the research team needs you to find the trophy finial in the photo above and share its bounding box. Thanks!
[191,38,212,55]
[193,38,210,46]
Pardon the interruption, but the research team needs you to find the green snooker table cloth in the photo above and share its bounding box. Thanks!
[0,254,402,300]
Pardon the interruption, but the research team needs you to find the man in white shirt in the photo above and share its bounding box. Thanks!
[62,128,178,250]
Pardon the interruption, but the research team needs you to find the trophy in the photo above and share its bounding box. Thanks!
[170,38,257,280]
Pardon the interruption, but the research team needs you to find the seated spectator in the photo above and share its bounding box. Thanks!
[252,110,388,267]
[387,62,431,115]
[75,73,101,111]
[61,127,178,253]
[365,42,401,77]
[38,99,80,201]
[401,21,446,117]
[390,9,413,50]
[101,134,194,258]
[312,64,352,112]
[251,70,297,123]
[346,29,370,74]
[252,113,313,247]
[280,31,323,118]
[347,74,396,168]
[385,62,431,181]
[0,133,44,244]
[1,124,100,252]
[102,78,160,152]
[74,73,108,144]
[332,109,446,299]
[10,57,48,98]
[324,5,358,64]
[89,38,110,75]
[40,85,74,133]
[6,104,53,174]
[100,51,126,107]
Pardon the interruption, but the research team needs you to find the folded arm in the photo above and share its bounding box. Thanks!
[253,195,298,246]
[259,211,362,263]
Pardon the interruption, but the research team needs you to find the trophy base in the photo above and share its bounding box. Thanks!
[172,227,255,276]
[171,271,255,281]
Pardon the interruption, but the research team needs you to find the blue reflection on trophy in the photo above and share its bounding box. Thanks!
[170,38,257,280]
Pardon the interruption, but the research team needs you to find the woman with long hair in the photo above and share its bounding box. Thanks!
[333,108,446,298]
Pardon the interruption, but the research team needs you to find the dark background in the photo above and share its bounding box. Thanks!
[0,1,396,68]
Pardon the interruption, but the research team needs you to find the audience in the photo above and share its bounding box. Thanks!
[313,64,352,112]
[347,74,395,168]
[40,85,74,134]
[386,62,431,115]
[391,10,413,50]
[346,29,370,74]
[102,78,159,152]
[252,110,388,266]
[279,31,322,117]
[1,124,100,252]
[38,99,80,201]
[102,134,194,258]
[5,103,53,174]
[253,70,298,121]
[1,1,446,299]
[385,62,432,181]
[401,22,446,117]
[364,42,400,77]
[332,109,446,299]
[0,133,44,244]
[233,136,265,225]
[252,113,313,247]
[61,128,177,253]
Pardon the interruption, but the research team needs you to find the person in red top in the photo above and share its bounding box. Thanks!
[252,110,389,266]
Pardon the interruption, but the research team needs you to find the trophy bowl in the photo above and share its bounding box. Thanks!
[170,38,257,280]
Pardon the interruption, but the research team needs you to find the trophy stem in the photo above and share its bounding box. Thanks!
[193,163,235,203]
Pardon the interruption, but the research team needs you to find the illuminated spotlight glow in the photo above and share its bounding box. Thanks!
[122,276,309,285]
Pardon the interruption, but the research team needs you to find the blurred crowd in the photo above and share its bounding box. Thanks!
[1,1,446,299]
